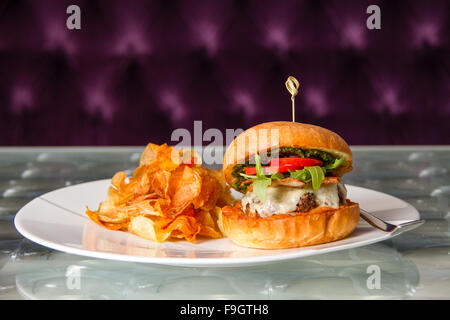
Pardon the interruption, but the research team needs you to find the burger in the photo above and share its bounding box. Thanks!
[219,121,360,249]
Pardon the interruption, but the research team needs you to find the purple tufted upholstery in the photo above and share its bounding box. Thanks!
[0,0,449,146]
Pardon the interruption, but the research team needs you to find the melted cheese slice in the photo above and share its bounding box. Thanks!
[242,183,345,218]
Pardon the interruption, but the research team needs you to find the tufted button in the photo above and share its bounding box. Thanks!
[10,84,34,114]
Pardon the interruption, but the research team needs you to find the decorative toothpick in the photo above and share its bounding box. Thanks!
[285,76,300,122]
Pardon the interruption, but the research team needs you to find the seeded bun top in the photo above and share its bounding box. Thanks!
[223,121,353,188]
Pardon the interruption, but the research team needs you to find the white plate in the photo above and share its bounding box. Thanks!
[14,179,421,267]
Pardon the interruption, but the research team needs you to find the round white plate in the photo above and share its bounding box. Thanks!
[14,179,421,267]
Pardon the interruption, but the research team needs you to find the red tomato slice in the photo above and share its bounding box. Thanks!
[244,164,303,175]
[269,157,323,167]
[243,167,258,175]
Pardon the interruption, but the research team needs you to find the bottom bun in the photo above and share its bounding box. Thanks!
[219,201,360,249]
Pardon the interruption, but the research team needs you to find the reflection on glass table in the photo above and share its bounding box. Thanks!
[8,242,418,300]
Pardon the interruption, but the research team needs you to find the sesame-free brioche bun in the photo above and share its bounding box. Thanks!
[223,121,353,189]
[219,201,360,249]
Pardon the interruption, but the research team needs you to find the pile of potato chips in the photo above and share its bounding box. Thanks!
[86,143,234,243]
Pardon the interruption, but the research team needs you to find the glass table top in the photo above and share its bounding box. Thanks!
[0,146,449,299]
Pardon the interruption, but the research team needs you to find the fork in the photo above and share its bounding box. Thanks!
[359,208,425,236]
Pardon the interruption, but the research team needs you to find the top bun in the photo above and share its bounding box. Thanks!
[223,121,353,187]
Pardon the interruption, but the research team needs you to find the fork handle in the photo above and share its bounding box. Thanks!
[360,208,397,232]
[360,208,425,234]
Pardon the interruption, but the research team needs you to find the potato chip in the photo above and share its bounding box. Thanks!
[128,214,200,243]
[160,214,200,243]
[86,143,234,243]
[97,210,129,224]
[140,143,182,171]
[96,199,129,223]
[167,165,202,209]
[111,171,127,190]
[86,208,129,230]
[125,166,151,196]
[192,168,221,211]
[103,221,129,231]
[128,216,160,242]
[125,197,170,218]
[150,170,171,198]
[196,208,222,239]
[86,208,105,227]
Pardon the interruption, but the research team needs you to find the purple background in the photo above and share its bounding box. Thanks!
[0,0,449,146]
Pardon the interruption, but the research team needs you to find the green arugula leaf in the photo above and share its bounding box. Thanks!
[289,168,311,182]
[252,178,272,203]
[252,153,273,202]
[324,157,345,171]
[239,153,286,202]
[304,166,325,190]
[254,154,264,177]
[289,166,326,190]
[270,172,284,180]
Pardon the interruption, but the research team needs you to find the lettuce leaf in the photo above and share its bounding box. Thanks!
[270,172,284,180]
[289,168,311,182]
[304,166,325,190]
[289,166,326,190]
[324,157,345,171]
[239,154,281,202]
[252,178,272,203]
